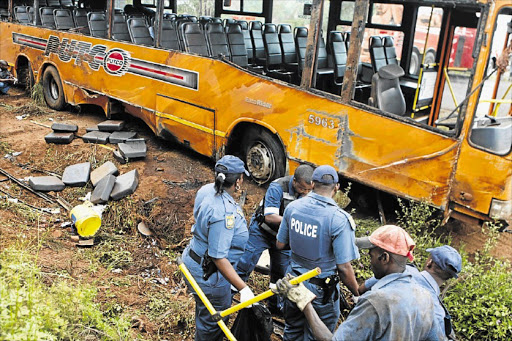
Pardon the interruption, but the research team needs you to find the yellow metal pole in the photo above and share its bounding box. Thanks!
[218,267,322,319]
[178,260,237,341]
[443,67,459,109]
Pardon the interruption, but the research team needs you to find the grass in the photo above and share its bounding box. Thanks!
[30,82,45,106]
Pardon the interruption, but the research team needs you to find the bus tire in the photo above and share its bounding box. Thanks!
[42,66,65,110]
[242,128,285,185]
[409,49,420,75]
[16,60,34,92]
[424,50,436,66]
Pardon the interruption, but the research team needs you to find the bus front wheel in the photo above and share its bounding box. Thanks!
[42,66,65,110]
[242,128,285,185]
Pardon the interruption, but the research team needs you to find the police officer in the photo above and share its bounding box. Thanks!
[182,155,255,340]
[0,60,16,95]
[236,164,314,312]
[276,165,360,341]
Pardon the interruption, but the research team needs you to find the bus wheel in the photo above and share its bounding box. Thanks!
[42,66,65,110]
[409,49,420,75]
[243,128,285,185]
[424,50,436,66]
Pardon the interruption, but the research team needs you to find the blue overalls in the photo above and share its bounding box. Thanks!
[182,190,248,341]
[277,192,359,341]
[0,69,12,94]
[236,176,296,284]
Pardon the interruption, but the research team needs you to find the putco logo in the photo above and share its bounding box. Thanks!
[44,35,131,76]
[104,49,130,76]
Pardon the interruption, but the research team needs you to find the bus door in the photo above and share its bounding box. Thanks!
[446,6,512,224]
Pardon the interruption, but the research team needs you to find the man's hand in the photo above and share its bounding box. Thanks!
[273,274,316,311]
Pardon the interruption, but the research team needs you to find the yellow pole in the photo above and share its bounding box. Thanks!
[178,260,237,341]
[218,267,322,319]
[443,67,459,109]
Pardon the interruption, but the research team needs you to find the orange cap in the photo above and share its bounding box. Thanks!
[356,225,416,261]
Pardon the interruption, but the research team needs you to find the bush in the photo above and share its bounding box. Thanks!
[0,248,133,340]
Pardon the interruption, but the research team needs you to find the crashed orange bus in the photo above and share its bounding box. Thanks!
[0,0,510,226]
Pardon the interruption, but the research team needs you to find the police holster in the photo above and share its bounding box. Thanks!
[189,249,218,281]
[320,275,340,304]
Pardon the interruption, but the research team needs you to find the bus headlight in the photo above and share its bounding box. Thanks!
[489,199,512,221]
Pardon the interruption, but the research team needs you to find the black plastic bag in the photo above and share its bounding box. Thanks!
[231,303,273,341]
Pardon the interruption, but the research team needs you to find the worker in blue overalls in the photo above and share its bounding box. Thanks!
[236,164,314,313]
[276,165,360,341]
[182,155,255,340]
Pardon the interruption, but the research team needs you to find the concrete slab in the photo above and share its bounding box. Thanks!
[109,131,137,144]
[98,120,125,132]
[45,132,74,144]
[86,126,99,132]
[90,161,119,186]
[118,139,147,159]
[113,150,127,164]
[82,131,111,144]
[110,169,139,200]
[51,122,78,132]
[62,162,91,187]
[91,174,116,204]
[28,176,65,192]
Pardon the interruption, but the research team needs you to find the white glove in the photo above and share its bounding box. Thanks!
[353,296,359,304]
[239,286,255,308]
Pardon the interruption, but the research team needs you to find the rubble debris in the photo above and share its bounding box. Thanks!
[97,120,125,132]
[86,126,99,132]
[82,131,111,144]
[118,139,147,159]
[70,235,80,242]
[62,162,91,187]
[77,238,94,247]
[109,131,137,144]
[113,149,128,164]
[44,132,74,144]
[28,176,65,192]
[51,122,78,132]
[90,161,119,186]
[137,221,153,236]
[110,169,139,200]
[91,174,116,204]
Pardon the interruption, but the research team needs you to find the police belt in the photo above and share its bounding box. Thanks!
[259,222,277,236]
[292,269,340,304]
[189,248,202,264]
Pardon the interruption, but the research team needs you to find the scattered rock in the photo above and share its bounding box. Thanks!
[110,169,139,200]
[51,122,78,132]
[62,162,91,187]
[118,139,147,159]
[52,230,63,238]
[44,132,74,144]
[113,149,128,164]
[91,174,116,204]
[109,131,137,144]
[82,131,111,144]
[70,235,80,242]
[77,238,94,247]
[97,120,125,132]
[28,176,65,192]
[90,161,119,186]
[85,125,99,132]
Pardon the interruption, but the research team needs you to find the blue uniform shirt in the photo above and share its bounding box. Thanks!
[263,177,296,216]
[364,265,447,339]
[334,271,443,340]
[276,192,359,277]
[189,191,248,263]
[193,183,216,219]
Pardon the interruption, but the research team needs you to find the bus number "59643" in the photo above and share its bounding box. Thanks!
[308,114,336,129]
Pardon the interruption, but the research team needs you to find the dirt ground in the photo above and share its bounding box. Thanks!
[0,87,511,339]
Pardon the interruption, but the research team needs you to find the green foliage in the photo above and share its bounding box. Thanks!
[0,248,133,340]
[30,83,45,106]
[444,223,512,340]
[0,140,13,155]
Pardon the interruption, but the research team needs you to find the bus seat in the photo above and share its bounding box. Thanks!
[113,13,131,42]
[226,23,248,67]
[54,8,75,30]
[295,27,333,86]
[160,19,180,50]
[127,17,153,46]
[28,6,35,23]
[369,64,406,116]
[14,6,31,24]
[316,31,333,75]
[46,0,60,7]
[262,23,292,82]
[199,16,211,28]
[250,21,266,66]
[39,7,56,28]
[279,24,298,73]
[182,22,210,57]
[163,13,176,20]
[237,20,254,62]
[329,31,347,85]
[87,11,106,38]
[206,22,230,59]
[211,17,222,24]
[73,8,90,34]
[223,18,236,31]
[294,26,308,73]
[383,36,398,65]
[59,0,73,7]
[471,116,512,155]
[176,17,193,50]
[369,36,387,72]
[1,8,9,21]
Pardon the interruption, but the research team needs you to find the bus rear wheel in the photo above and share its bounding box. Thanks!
[242,128,285,185]
[42,66,65,110]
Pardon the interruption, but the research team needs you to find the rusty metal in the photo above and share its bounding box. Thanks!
[300,0,324,89]
[107,0,114,39]
[154,0,164,48]
[340,0,369,102]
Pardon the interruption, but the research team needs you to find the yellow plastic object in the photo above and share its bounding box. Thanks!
[178,260,236,341]
[219,267,322,318]
[70,201,101,237]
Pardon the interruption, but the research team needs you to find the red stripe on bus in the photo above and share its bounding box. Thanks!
[130,63,185,80]
[18,38,47,47]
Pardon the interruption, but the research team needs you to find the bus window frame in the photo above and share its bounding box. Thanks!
[215,0,271,23]
[467,5,512,156]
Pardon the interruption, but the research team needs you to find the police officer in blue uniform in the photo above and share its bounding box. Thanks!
[236,164,314,312]
[182,155,255,340]
[276,165,360,341]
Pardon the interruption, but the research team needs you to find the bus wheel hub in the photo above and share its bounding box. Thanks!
[247,142,274,183]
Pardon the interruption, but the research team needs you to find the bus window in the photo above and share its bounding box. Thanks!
[409,7,443,76]
[470,9,512,155]
[223,0,240,11]
[272,0,329,31]
[370,3,403,26]
[339,1,354,22]
[178,0,214,16]
[243,0,262,13]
